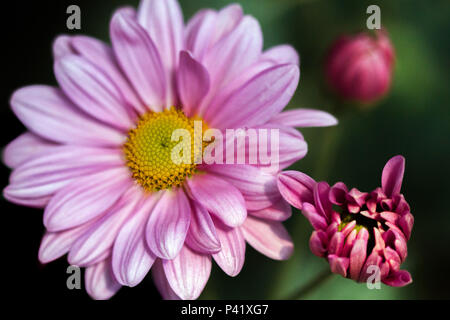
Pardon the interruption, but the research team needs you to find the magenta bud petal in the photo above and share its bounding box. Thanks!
[314,182,332,220]
[379,211,398,224]
[398,213,414,240]
[340,220,356,238]
[384,246,401,273]
[394,194,410,215]
[309,231,328,257]
[383,229,408,261]
[359,251,382,283]
[302,202,328,231]
[329,182,348,205]
[342,229,357,257]
[326,222,339,238]
[382,270,412,287]
[380,198,394,211]
[277,171,315,210]
[349,228,369,280]
[382,155,405,198]
[347,188,368,208]
[328,232,345,256]
[328,254,349,278]
[373,228,386,251]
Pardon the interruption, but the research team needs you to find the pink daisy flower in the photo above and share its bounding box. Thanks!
[278,156,413,287]
[3,0,337,299]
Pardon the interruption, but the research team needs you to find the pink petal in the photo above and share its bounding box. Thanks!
[216,125,306,173]
[163,245,211,300]
[329,182,348,205]
[185,200,221,254]
[268,109,338,128]
[110,10,166,111]
[205,164,280,211]
[68,187,143,267]
[215,59,275,99]
[39,220,98,264]
[201,15,262,109]
[112,193,160,287]
[187,173,247,227]
[328,232,345,256]
[349,228,369,281]
[241,216,293,260]
[309,230,328,257]
[277,170,316,209]
[302,202,328,230]
[85,259,121,300]
[209,4,244,47]
[146,189,191,259]
[177,51,210,116]
[70,35,146,115]
[262,45,299,65]
[185,9,216,60]
[53,35,73,59]
[249,198,292,221]
[328,254,349,278]
[382,270,412,287]
[212,219,246,277]
[185,4,243,61]
[398,213,414,241]
[4,146,123,207]
[342,229,357,257]
[152,259,180,300]
[10,85,125,146]
[3,132,55,169]
[205,64,299,129]
[43,167,132,232]
[137,0,184,107]
[314,182,333,220]
[1,193,50,208]
[275,125,308,171]
[381,155,405,198]
[358,251,383,283]
[53,33,143,115]
[54,55,134,130]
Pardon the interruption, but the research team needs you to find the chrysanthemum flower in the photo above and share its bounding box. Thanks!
[3,0,337,299]
[278,156,413,287]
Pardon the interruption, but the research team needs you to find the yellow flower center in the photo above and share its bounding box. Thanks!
[124,108,205,192]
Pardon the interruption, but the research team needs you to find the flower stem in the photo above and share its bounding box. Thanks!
[285,268,333,300]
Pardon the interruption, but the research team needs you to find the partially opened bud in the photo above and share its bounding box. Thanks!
[278,156,413,287]
[325,29,395,104]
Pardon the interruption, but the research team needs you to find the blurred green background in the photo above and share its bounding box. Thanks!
[3,0,449,300]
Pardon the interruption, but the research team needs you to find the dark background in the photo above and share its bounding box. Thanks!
[1,0,449,300]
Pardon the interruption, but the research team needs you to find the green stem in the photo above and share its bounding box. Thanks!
[285,268,333,300]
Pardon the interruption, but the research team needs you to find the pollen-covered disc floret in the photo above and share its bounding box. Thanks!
[124,108,198,192]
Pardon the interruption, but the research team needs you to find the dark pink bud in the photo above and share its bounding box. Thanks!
[325,29,395,104]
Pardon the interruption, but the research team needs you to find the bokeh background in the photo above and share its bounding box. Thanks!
[1,0,449,300]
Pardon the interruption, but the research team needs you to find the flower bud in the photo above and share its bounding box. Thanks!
[278,156,413,287]
[325,29,395,104]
